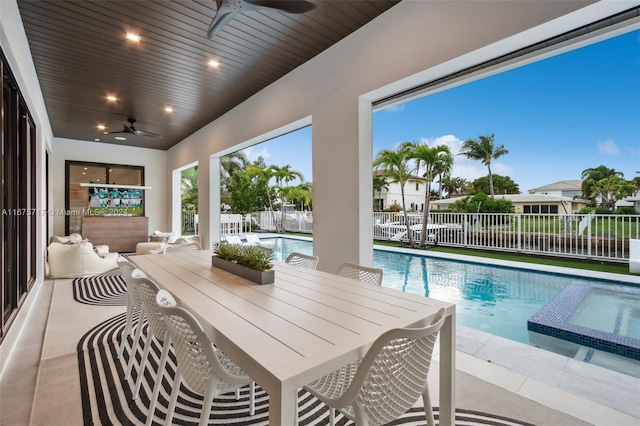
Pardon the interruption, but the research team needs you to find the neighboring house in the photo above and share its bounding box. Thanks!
[374,171,426,211]
[529,180,583,198]
[431,194,588,214]
[530,179,639,212]
[617,196,640,212]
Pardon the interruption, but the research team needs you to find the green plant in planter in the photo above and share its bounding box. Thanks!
[213,242,273,271]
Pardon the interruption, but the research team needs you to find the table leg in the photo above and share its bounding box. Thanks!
[269,383,298,426]
[439,310,456,426]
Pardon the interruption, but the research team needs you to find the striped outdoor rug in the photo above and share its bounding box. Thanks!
[73,269,128,306]
[75,272,534,426]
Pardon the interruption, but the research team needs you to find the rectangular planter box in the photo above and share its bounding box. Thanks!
[212,256,275,285]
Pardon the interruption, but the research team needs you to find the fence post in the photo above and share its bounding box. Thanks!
[517,214,521,251]
[587,219,592,258]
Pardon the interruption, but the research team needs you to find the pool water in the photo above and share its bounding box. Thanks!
[375,250,572,343]
[263,237,639,347]
[569,289,640,340]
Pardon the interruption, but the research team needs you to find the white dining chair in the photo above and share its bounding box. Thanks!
[134,284,176,425]
[285,252,319,269]
[155,290,255,426]
[336,262,384,286]
[126,275,169,402]
[162,241,202,253]
[225,235,243,245]
[116,257,146,361]
[303,308,446,426]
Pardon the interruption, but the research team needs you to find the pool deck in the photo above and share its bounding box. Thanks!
[271,234,640,423]
[387,240,640,422]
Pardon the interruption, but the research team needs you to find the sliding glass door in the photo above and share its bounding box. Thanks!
[1,52,37,341]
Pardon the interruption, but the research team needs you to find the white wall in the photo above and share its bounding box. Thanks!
[51,138,169,237]
[166,1,639,272]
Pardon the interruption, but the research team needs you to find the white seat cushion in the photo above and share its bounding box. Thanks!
[47,242,118,278]
[136,242,165,255]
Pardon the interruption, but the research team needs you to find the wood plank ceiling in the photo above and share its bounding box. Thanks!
[17,0,400,150]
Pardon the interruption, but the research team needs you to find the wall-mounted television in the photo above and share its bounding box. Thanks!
[81,183,151,217]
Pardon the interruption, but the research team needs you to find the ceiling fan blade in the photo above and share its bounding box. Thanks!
[133,129,163,139]
[104,125,134,135]
[244,0,316,13]
[207,7,238,39]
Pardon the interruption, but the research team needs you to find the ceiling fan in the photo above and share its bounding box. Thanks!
[104,118,163,139]
[207,0,316,39]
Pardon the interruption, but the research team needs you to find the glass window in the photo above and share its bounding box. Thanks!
[524,205,531,213]
[541,205,549,214]
[65,161,144,234]
[550,205,559,214]
[531,205,540,214]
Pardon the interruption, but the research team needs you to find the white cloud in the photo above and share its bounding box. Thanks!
[382,104,405,113]
[242,146,271,162]
[596,139,619,155]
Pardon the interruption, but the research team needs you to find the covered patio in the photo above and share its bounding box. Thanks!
[1,0,640,424]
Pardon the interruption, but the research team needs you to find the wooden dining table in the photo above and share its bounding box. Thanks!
[130,250,456,426]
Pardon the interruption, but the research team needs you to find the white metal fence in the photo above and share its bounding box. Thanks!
[220,213,254,235]
[181,209,198,235]
[222,210,639,263]
[374,211,639,262]
[254,210,313,234]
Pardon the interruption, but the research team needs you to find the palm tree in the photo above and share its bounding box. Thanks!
[581,165,623,202]
[220,151,248,178]
[271,165,304,232]
[403,142,453,246]
[247,165,278,230]
[458,134,509,197]
[181,166,198,212]
[441,176,471,198]
[372,175,389,211]
[373,147,415,246]
[433,154,454,200]
[286,183,313,211]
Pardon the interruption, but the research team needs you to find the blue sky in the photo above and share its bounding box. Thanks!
[242,29,639,193]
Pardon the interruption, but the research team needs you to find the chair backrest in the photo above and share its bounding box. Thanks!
[244,234,261,244]
[336,262,383,286]
[344,308,446,425]
[132,275,172,339]
[225,235,243,245]
[155,291,249,394]
[285,252,319,269]
[162,242,202,254]
[117,257,146,306]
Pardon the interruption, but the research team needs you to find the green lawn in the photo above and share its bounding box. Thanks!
[374,240,632,275]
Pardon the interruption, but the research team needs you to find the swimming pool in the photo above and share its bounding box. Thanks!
[262,237,640,372]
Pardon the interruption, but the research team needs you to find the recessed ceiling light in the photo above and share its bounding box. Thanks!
[106,95,118,102]
[82,172,86,175]
[164,106,174,113]
[97,124,105,130]
[94,138,100,142]
[125,32,141,43]
[114,136,127,141]
[208,60,220,68]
